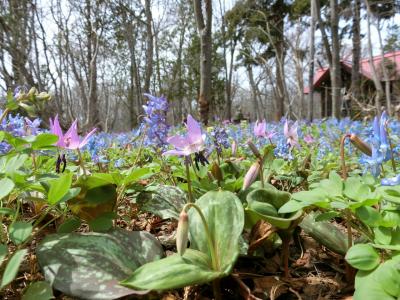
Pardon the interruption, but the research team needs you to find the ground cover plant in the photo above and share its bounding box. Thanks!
[1,91,400,300]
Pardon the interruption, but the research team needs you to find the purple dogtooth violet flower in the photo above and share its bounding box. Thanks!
[284,120,299,148]
[163,114,209,170]
[163,114,205,157]
[304,134,314,145]
[254,120,266,137]
[49,115,97,150]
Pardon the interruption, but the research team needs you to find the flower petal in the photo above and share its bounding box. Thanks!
[163,149,188,156]
[49,115,65,147]
[167,135,189,149]
[63,120,80,149]
[79,128,97,148]
[186,115,203,144]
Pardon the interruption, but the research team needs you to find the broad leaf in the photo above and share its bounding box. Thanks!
[0,178,14,200]
[136,185,186,220]
[345,244,380,271]
[0,244,7,265]
[37,229,163,300]
[9,221,32,245]
[189,190,244,273]
[48,173,73,205]
[31,133,58,150]
[1,249,27,288]
[22,281,54,300]
[121,249,221,290]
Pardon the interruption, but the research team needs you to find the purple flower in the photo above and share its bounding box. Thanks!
[381,174,400,186]
[163,115,205,156]
[304,134,314,145]
[254,120,266,137]
[284,120,299,148]
[49,115,96,150]
[25,117,41,135]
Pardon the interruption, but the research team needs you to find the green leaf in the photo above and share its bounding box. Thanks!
[378,186,400,204]
[48,173,73,205]
[0,178,14,200]
[0,207,15,215]
[22,281,54,300]
[246,188,302,229]
[1,249,27,288]
[189,190,244,273]
[0,244,7,265]
[344,177,370,201]
[57,187,81,204]
[136,185,186,220]
[37,229,163,299]
[345,244,380,271]
[9,221,32,245]
[356,206,382,227]
[122,168,153,186]
[5,154,28,177]
[374,227,392,245]
[121,249,221,290]
[314,211,340,222]
[88,212,116,232]
[31,133,58,150]
[300,212,348,255]
[57,218,81,234]
[77,173,116,189]
[354,269,395,300]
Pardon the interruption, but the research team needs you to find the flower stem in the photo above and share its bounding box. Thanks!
[386,123,397,172]
[185,156,193,203]
[340,134,351,180]
[0,108,10,124]
[76,148,87,177]
[259,158,264,188]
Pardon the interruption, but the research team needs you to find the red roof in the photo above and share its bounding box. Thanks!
[304,50,400,94]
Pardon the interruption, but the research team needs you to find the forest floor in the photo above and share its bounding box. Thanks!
[1,200,354,300]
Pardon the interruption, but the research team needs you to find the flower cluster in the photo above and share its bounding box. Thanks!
[142,94,170,148]
[210,126,230,155]
[0,110,41,154]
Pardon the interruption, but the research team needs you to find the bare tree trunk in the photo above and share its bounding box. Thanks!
[247,65,261,121]
[376,17,392,115]
[350,0,361,102]
[193,0,212,125]
[364,0,384,114]
[330,0,341,118]
[308,0,316,121]
[143,0,153,94]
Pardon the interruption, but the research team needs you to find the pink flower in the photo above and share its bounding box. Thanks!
[284,120,299,148]
[254,120,266,137]
[49,115,96,150]
[254,120,276,141]
[304,134,314,145]
[163,115,205,156]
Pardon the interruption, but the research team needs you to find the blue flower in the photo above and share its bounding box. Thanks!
[381,174,400,186]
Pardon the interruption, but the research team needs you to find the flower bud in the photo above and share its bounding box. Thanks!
[349,134,372,157]
[247,140,261,159]
[176,210,189,256]
[211,161,223,182]
[231,140,238,157]
[243,161,260,190]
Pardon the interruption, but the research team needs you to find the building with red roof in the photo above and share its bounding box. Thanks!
[305,50,400,118]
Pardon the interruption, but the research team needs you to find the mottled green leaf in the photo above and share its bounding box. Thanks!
[37,229,163,299]
[121,249,221,290]
[22,281,54,300]
[136,185,186,220]
[189,190,244,273]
